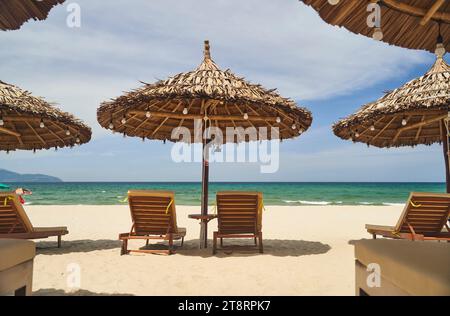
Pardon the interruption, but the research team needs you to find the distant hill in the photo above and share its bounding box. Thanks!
[0,169,63,183]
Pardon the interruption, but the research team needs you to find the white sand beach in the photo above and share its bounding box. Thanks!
[27,204,404,296]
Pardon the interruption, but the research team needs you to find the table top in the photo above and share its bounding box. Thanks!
[188,214,217,220]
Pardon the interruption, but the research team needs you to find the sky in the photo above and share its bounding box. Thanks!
[0,0,446,182]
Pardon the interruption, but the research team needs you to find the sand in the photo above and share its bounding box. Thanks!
[25,204,403,296]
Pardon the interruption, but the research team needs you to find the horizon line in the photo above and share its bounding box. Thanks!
[3,181,446,184]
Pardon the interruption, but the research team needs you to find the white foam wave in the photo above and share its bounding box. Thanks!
[299,200,331,205]
[382,203,404,206]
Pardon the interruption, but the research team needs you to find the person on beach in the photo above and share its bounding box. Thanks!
[14,187,32,204]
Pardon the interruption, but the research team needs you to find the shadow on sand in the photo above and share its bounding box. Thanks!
[33,288,133,296]
[36,238,331,258]
[36,239,122,255]
[176,239,331,258]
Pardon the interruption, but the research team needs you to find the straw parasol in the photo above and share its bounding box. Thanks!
[301,0,450,53]
[98,40,313,248]
[0,0,65,31]
[0,80,91,152]
[333,52,450,192]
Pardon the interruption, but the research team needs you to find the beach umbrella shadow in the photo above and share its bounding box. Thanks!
[33,288,134,296]
[175,239,331,258]
[35,238,331,258]
[35,239,122,255]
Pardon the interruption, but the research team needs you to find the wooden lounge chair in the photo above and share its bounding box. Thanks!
[213,191,263,254]
[119,190,186,255]
[0,193,68,247]
[366,192,450,241]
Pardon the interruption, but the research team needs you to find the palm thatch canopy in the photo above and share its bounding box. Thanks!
[333,56,449,148]
[0,80,91,151]
[0,0,65,31]
[97,41,313,143]
[302,0,450,53]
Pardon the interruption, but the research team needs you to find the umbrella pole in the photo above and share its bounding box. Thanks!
[442,118,450,193]
[200,120,210,249]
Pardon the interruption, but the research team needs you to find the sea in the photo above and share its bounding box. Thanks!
[2,182,446,206]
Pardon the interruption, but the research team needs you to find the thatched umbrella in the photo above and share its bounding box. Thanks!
[0,0,65,31]
[98,41,312,248]
[333,52,450,192]
[0,80,91,152]
[301,0,450,53]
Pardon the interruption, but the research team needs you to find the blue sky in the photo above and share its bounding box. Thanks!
[0,0,446,182]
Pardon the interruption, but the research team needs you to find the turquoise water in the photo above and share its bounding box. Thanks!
[1,182,445,206]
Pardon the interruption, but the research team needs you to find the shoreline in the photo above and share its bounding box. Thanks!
[24,204,404,207]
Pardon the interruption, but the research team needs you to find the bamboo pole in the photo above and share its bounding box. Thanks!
[383,0,450,23]
[200,118,210,249]
[128,110,279,122]
[420,0,446,25]
[0,126,21,137]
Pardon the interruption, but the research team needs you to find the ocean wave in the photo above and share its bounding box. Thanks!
[24,202,32,205]
[382,202,404,206]
[299,200,332,205]
[283,200,332,205]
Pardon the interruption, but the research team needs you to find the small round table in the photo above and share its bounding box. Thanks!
[188,214,217,249]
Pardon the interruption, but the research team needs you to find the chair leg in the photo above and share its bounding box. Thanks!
[168,234,174,255]
[14,286,26,296]
[120,239,128,255]
[372,234,376,240]
[146,239,149,246]
[180,237,184,247]
[254,237,257,245]
[258,232,263,254]
[213,232,218,255]
[57,235,62,248]
[220,238,223,247]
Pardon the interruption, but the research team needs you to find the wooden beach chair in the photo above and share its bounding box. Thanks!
[119,190,186,255]
[213,191,264,254]
[0,193,68,247]
[366,192,450,241]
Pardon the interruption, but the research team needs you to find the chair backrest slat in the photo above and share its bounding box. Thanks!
[395,192,450,234]
[216,191,262,234]
[0,193,33,234]
[128,190,178,235]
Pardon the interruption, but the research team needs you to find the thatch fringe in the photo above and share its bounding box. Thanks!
[302,0,450,53]
[0,80,91,151]
[0,0,65,31]
[333,56,449,148]
[98,41,312,143]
